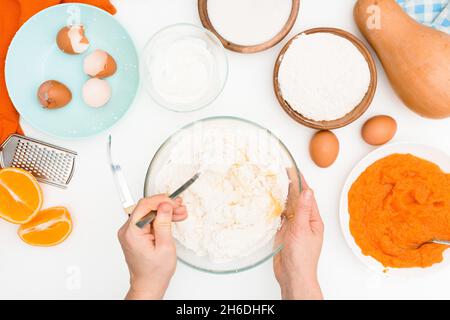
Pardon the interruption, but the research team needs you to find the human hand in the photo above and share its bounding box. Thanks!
[118,194,187,300]
[274,172,324,300]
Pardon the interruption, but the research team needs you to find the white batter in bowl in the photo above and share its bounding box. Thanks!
[144,117,300,273]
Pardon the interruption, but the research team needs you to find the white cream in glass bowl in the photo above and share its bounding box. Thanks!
[142,23,228,112]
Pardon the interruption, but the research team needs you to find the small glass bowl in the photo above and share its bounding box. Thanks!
[144,116,301,274]
[142,23,228,112]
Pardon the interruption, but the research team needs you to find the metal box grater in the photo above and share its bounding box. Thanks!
[0,134,77,188]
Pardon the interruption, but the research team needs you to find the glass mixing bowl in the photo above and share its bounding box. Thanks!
[142,23,228,112]
[144,116,300,274]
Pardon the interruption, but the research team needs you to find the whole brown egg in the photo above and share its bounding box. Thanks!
[361,115,397,146]
[309,130,340,168]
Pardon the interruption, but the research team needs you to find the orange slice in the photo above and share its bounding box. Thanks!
[0,168,43,224]
[18,206,72,247]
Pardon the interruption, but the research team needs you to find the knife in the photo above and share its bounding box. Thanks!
[107,135,136,215]
[135,172,200,229]
[107,135,200,228]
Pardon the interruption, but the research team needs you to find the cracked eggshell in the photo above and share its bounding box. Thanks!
[83,49,117,78]
[37,80,72,109]
[82,78,111,108]
[57,25,89,54]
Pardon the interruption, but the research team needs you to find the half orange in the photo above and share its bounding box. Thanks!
[18,206,72,247]
[0,168,43,224]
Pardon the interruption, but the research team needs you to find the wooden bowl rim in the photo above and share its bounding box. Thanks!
[198,0,300,54]
[273,27,378,130]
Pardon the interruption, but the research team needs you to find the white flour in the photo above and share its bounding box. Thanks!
[278,33,371,121]
[154,121,290,263]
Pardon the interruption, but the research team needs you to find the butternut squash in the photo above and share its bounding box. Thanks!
[354,0,450,119]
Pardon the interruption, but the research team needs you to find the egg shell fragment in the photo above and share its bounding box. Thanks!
[56,25,89,55]
[37,80,72,109]
[82,78,111,108]
[83,49,117,78]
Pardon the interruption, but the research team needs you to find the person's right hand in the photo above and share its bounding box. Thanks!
[274,172,324,300]
[118,194,187,300]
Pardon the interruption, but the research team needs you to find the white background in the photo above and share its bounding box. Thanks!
[1,0,449,299]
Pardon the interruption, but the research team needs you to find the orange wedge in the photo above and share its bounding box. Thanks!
[0,168,43,224]
[18,206,72,247]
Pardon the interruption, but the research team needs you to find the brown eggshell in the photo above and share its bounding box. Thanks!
[83,50,117,78]
[361,115,397,146]
[309,130,340,168]
[37,80,72,109]
[98,53,117,78]
[56,27,73,53]
[56,25,89,55]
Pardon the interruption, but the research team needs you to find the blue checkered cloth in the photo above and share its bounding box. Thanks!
[396,0,450,33]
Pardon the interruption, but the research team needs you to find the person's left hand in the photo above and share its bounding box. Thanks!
[273,172,324,300]
[118,194,187,300]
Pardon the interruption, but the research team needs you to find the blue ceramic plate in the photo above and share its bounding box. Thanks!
[5,4,139,138]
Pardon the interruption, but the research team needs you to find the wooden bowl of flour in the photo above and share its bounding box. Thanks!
[273,27,377,130]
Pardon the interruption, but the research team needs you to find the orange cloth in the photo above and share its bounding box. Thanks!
[0,0,116,143]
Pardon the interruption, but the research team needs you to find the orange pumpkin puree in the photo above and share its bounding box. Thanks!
[348,154,450,268]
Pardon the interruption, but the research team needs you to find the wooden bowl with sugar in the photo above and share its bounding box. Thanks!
[198,0,300,54]
[273,27,377,130]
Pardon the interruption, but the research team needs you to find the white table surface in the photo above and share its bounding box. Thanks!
[1,0,449,300]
